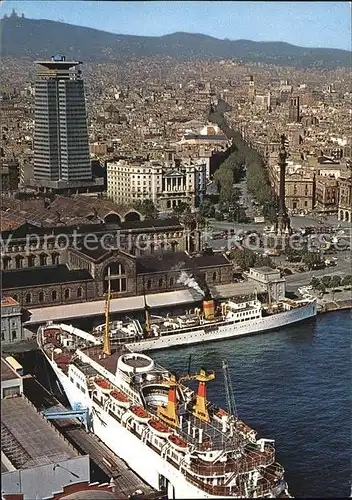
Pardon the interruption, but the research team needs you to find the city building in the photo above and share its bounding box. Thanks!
[32,55,103,192]
[1,393,90,500]
[107,157,207,211]
[0,159,20,192]
[1,296,23,344]
[247,267,286,302]
[315,175,339,214]
[269,163,315,212]
[289,96,300,123]
[1,356,23,399]
[338,176,352,222]
[1,251,233,308]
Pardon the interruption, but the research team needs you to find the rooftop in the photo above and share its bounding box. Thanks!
[1,296,19,307]
[2,265,93,289]
[136,251,192,274]
[1,357,20,382]
[251,266,279,274]
[1,395,78,470]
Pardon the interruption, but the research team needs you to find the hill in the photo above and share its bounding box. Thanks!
[1,14,350,69]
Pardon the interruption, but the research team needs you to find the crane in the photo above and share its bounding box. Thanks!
[222,360,238,421]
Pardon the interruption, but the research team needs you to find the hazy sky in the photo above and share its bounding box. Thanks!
[2,1,351,50]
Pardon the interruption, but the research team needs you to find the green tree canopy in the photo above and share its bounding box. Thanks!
[133,199,158,219]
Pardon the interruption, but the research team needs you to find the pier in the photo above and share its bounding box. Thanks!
[22,376,162,499]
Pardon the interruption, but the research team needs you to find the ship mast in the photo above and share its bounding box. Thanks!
[143,276,151,337]
[103,267,111,356]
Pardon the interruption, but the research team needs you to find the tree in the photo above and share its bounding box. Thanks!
[329,275,341,289]
[302,252,324,270]
[285,248,303,263]
[321,275,332,288]
[342,275,352,286]
[198,199,215,218]
[133,199,158,219]
[310,277,321,289]
[173,202,190,215]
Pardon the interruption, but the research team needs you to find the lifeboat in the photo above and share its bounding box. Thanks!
[129,405,149,423]
[111,390,131,408]
[94,377,111,394]
[168,433,189,453]
[147,418,171,437]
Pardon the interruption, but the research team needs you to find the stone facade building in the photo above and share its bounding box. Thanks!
[2,250,233,308]
[315,175,339,214]
[269,164,315,212]
[106,157,207,211]
[1,296,23,343]
[338,176,352,222]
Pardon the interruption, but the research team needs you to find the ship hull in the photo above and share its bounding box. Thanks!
[126,300,317,352]
[41,354,244,499]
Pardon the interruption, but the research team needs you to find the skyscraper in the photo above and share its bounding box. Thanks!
[33,55,92,189]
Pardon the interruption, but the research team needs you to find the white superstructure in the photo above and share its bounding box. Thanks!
[125,297,317,352]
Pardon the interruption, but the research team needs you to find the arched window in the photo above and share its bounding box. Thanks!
[15,255,23,269]
[25,293,31,304]
[104,263,127,293]
[171,241,178,252]
[51,253,60,265]
[64,288,70,300]
[77,287,83,298]
[150,243,155,254]
[27,254,36,267]
[169,277,174,287]
[39,291,44,303]
[39,253,48,266]
[146,279,151,289]
[167,200,171,209]
[52,290,57,301]
[3,256,11,270]
[212,272,217,283]
[158,278,163,288]
[12,330,17,340]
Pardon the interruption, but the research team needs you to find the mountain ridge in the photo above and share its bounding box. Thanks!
[1,15,350,69]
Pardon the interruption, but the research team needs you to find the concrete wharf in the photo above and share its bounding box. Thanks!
[23,376,162,500]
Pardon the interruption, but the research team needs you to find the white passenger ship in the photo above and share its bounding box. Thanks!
[92,267,316,353]
[37,314,292,498]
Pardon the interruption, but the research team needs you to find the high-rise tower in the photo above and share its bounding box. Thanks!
[33,55,92,189]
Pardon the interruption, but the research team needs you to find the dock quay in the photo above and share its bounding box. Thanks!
[22,376,163,500]
[23,283,256,325]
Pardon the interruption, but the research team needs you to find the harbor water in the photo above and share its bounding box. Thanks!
[151,310,351,498]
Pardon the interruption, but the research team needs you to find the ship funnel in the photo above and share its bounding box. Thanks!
[203,299,215,320]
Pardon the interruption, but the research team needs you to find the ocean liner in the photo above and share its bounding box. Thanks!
[37,275,294,499]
